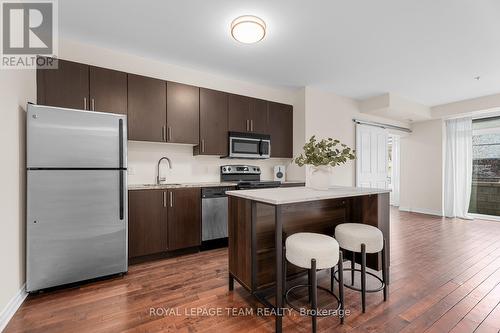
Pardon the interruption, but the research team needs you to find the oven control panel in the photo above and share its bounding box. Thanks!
[221,165,261,175]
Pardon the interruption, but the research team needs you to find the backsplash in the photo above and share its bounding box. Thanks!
[127,141,293,185]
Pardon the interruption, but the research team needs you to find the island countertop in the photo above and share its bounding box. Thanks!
[226,186,390,205]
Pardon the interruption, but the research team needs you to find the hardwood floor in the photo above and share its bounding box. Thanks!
[6,209,500,333]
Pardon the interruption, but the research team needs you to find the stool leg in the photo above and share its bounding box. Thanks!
[311,259,317,333]
[351,251,355,286]
[338,250,345,324]
[382,238,388,301]
[283,246,287,304]
[361,244,367,313]
[331,266,335,293]
[308,269,312,302]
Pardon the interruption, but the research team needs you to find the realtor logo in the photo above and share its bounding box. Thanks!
[1,0,58,69]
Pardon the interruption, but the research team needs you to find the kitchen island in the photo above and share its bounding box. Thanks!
[226,186,391,333]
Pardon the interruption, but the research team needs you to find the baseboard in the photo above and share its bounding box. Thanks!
[0,284,27,332]
[399,206,443,217]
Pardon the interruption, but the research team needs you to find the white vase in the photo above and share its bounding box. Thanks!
[307,166,332,190]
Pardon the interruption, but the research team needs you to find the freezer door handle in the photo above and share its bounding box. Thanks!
[119,170,124,220]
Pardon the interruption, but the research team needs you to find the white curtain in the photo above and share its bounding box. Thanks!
[444,117,473,218]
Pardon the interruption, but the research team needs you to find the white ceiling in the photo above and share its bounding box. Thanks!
[60,0,500,106]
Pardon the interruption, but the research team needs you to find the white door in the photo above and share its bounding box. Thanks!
[390,135,401,206]
[356,124,389,189]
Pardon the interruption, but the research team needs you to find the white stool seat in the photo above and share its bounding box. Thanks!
[335,223,383,253]
[286,233,339,270]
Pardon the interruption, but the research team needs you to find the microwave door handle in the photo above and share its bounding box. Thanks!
[258,139,263,156]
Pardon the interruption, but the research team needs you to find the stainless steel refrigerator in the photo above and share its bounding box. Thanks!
[26,104,128,292]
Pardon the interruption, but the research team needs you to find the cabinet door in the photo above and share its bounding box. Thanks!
[168,188,201,250]
[250,98,269,134]
[197,88,228,155]
[228,94,251,132]
[268,102,293,158]
[128,74,166,142]
[37,58,89,110]
[89,67,127,114]
[128,190,168,258]
[166,81,199,144]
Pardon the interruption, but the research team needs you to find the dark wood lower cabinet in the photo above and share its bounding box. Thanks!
[168,188,201,251]
[128,187,201,260]
[128,190,167,258]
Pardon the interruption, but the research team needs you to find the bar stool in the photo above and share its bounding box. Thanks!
[284,232,345,332]
[334,223,387,313]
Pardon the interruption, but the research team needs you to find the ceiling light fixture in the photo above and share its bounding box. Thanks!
[231,15,266,44]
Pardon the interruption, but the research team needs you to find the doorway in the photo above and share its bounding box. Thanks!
[468,116,500,220]
[355,123,401,207]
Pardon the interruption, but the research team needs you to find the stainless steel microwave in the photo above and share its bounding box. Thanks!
[227,132,271,159]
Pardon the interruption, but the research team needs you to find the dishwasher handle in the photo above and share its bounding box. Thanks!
[201,187,234,198]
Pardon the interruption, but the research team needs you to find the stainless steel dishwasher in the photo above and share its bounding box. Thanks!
[201,187,233,247]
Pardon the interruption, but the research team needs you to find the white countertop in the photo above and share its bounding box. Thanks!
[128,182,237,190]
[128,180,305,190]
[226,186,390,205]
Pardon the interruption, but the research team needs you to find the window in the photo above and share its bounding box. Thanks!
[469,117,500,217]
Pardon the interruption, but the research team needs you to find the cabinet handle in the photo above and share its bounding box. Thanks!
[250,119,254,132]
[91,98,95,111]
[163,192,167,207]
[201,139,205,153]
[169,191,173,207]
[168,127,172,141]
[246,120,250,131]
[162,126,166,141]
[83,97,87,110]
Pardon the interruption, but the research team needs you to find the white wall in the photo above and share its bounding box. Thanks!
[432,92,500,119]
[400,119,444,215]
[303,87,410,186]
[0,70,36,325]
[59,38,303,184]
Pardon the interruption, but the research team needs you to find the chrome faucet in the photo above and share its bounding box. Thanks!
[157,157,172,185]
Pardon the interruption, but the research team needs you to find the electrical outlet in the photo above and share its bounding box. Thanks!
[128,166,136,175]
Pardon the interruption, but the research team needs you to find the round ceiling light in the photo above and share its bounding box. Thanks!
[231,15,266,44]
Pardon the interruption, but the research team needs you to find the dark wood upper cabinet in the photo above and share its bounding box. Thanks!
[89,66,127,114]
[166,82,199,144]
[167,188,201,251]
[195,88,228,156]
[37,58,293,155]
[228,94,251,133]
[228,94,269,134]
[268,102,293,158]
[37,58,89,110]
[128,190,167,258]
[127,74,167,142]
[250,98,269,134]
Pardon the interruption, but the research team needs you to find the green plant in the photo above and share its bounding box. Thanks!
[294,136,356,167]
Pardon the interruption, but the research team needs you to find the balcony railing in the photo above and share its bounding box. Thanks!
[469,180,500,217]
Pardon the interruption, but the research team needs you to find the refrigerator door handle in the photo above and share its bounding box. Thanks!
[119,119,124,168]
[118,119,124,220]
